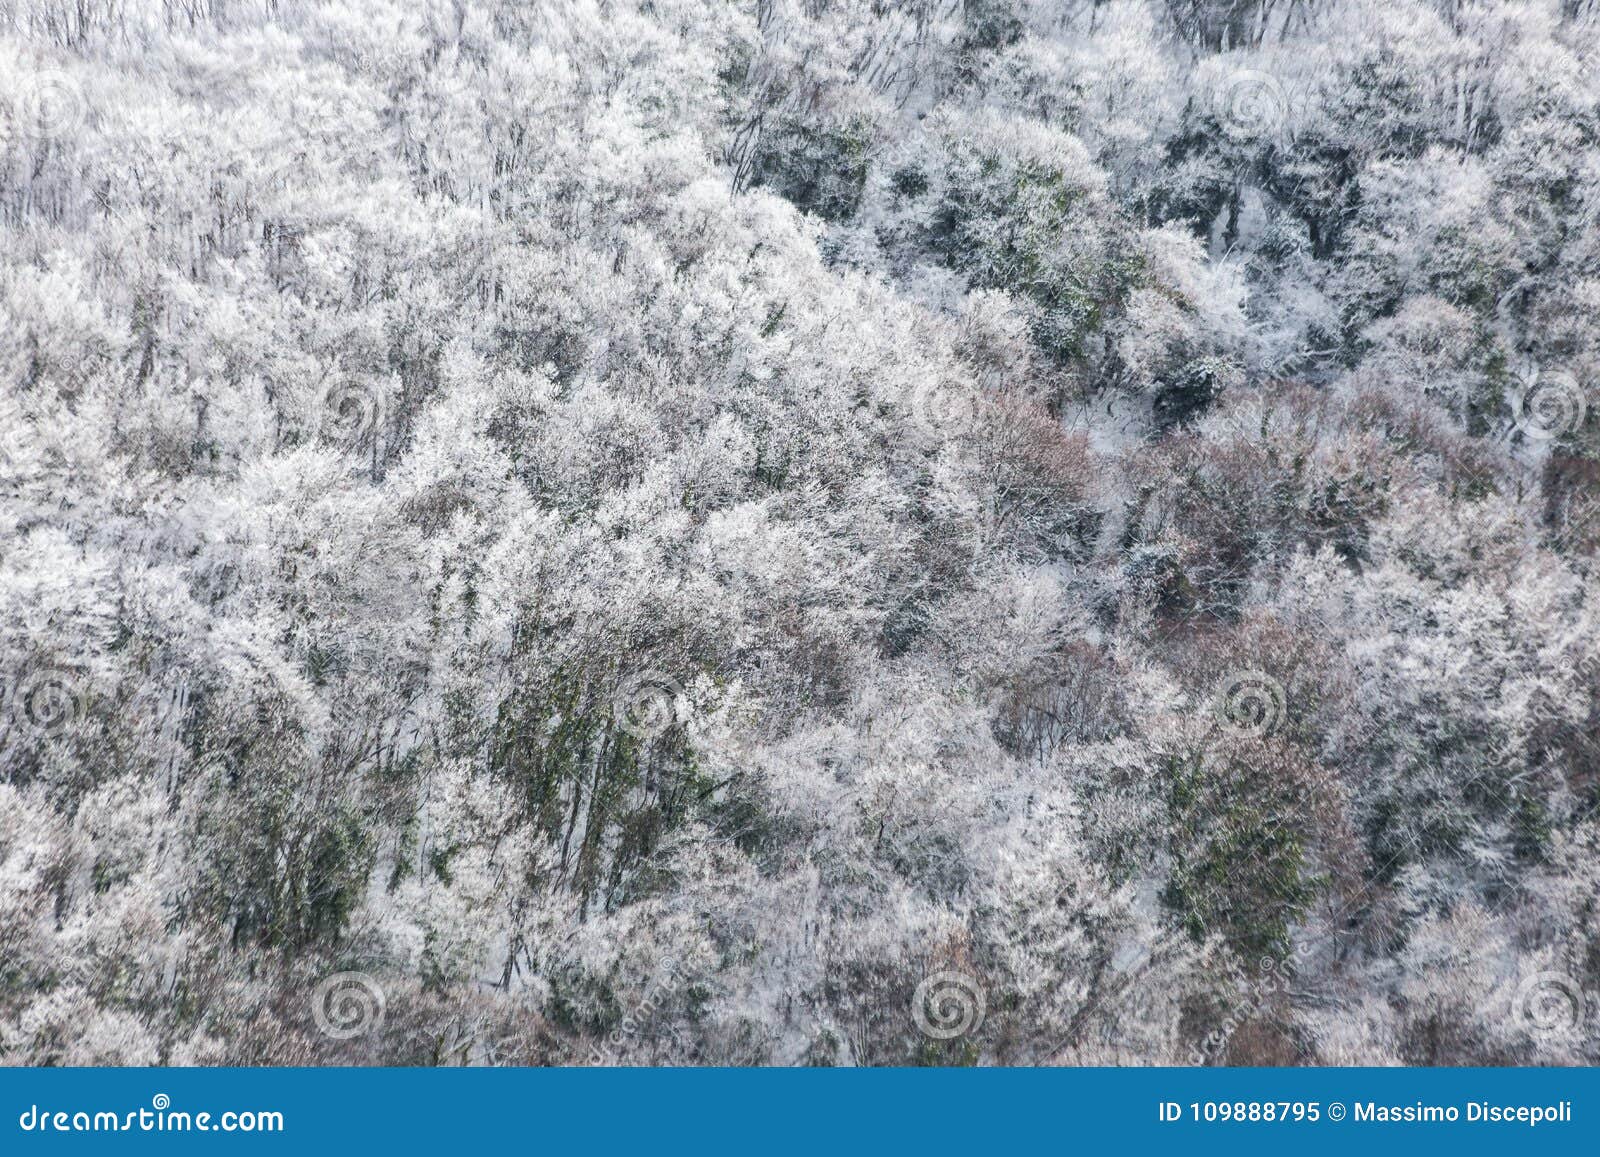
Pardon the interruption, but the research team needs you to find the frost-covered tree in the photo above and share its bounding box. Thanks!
[1,0,1597,1066]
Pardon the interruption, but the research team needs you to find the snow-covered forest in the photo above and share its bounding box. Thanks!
[1,0,1598,1066]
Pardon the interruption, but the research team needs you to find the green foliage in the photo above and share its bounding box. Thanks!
[1164,749,1325,963]
[197,780,375,951]
[749,113,879,222]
